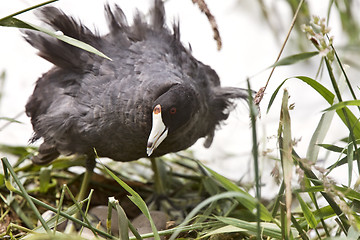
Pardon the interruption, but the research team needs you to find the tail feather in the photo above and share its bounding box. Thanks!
[212,86,249,121]
[23,7,100,71]
[37,7,96,42]
[24,1,169,71]
[24,31,93,71]
[214,87,250,100]
[204,87,250,148]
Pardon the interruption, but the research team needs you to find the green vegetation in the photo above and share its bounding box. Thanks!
[1,0,360,239]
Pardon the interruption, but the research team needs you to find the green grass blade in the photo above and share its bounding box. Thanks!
[268,75,360,140]
[0,0,58,21]
[128,221,143,240]
[335,107,360,139]
[198,161,274,222]
[216,216,297,239]
[39,166,52,193]
[278,89,293,237]
[100,163,160,240]
[348,142,354,186]
[334,185,360,201]
[267,76,335,113]
[324,57,360,174]
[24,233,88,240]
[269,51,319,67]
[312,205,336,221]
[332,44,359,111]
[0,17,111,61]
[280,203,286,239]
[323,100,360,112]
[348,226,360,239]
[106,200,113,235]
[271,181,285,217]
[109,197,129,240]
[304,176,316,206]
[293,76,335,104]
[296,193,317,229]
[266,79,287,113]
[327,153,354,169]
[1,172,113,239]
[201,225,246,238]
[0,117,22,124]
[169,191,264,240]
[1,157,50,232]
[291,214,309,240]
[8,188,114,238]
[298,184,360,202]
[317,144,345,153]
[308,180,331,237]
[9,200,35,229]
[0,144,36,158]
[33,204,82,232]
[306,110,335,163]
[247,79,261,239]
[54,184,66,234]
[296,156,350,231]
[62,186,98,237]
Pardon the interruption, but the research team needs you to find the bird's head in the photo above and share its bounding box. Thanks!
[146,84,197,156]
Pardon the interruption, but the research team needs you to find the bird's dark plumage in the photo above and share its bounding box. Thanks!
[25,0,248,164]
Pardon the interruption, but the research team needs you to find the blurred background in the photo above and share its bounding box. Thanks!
[0,0,359,199]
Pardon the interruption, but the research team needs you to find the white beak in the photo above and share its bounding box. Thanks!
[147,104,168,156]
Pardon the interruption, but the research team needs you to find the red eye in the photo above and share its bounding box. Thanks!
[170,107,177,114]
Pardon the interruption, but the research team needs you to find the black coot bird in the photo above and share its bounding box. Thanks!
[25,0,248,190]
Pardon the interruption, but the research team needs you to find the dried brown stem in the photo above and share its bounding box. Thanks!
[192,0,222,50]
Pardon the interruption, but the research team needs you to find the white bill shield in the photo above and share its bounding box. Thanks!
[147,104,168,156]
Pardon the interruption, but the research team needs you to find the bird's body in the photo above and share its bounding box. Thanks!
[25,0,248,165]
